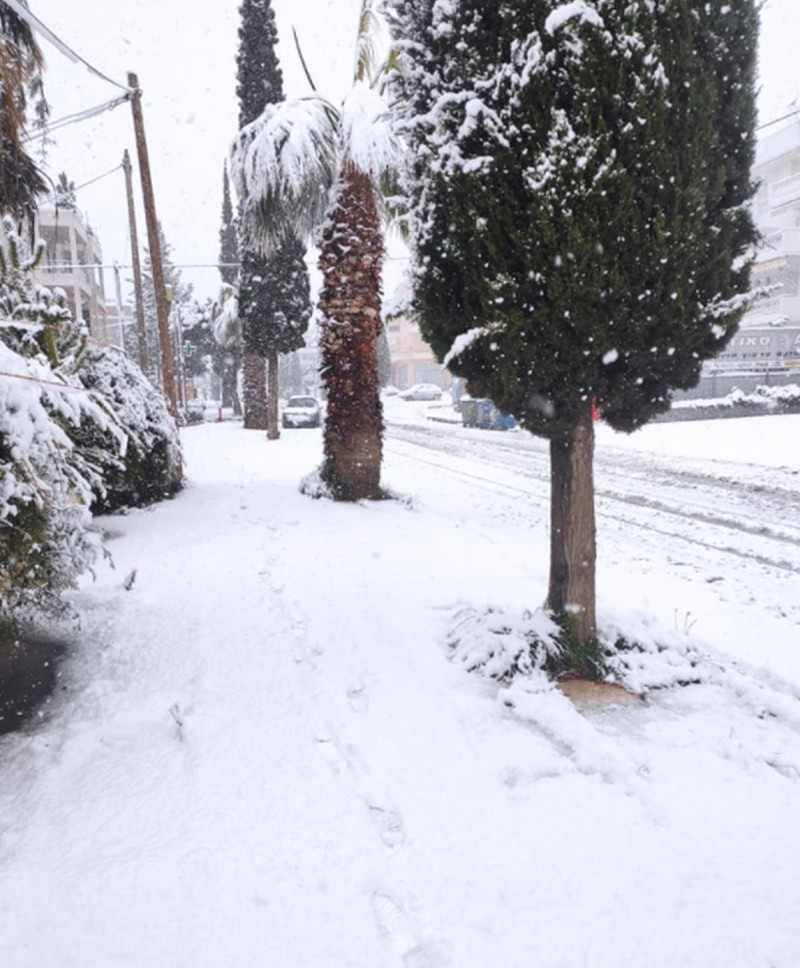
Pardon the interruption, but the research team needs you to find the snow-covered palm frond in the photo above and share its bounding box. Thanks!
[230,96,340,251]
[341,81,400,181]
[211,283,240,348]
[354,0,381,83]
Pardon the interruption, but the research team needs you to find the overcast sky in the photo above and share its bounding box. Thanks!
[27,0,800,306]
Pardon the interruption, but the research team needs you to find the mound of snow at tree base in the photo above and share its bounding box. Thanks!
[0,417,799,968]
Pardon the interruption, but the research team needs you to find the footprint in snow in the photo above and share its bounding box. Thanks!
[369,805,405,847]
[314,736,348,773]
[371,891,432,967]
[347,684,369,713]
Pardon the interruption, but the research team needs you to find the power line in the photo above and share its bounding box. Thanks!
[758,105,800,132]
[39,163,121,203]
[73,164,124,192]
[4,0,131,93]
[22,93,132,142]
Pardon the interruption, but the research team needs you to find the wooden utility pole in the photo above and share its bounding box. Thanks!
[121,148,149,375]
[127,72,178,418]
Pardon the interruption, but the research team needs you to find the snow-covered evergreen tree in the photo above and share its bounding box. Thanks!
[216,167,242,413]
[389,0,758,652]
[54,171,77,210]
[141,222,191,388]
[376,324,392,387]
[219,165,238,288]
[235,0,312,436]
[0,217,181,619]
[279,349,304,396]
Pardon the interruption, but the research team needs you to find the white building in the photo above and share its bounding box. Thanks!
[744,120,800,331]
[686,121,800,397]
[32,206,111,345]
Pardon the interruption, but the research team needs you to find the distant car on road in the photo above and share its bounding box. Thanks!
[399,383,443,401]
[282,395,321,428]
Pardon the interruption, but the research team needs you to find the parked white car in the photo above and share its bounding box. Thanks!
[399,383,443,401]
[282,396,321,428]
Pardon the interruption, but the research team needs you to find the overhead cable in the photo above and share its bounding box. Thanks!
[22,93,131,141]
[758,105,800,131]
[41,164,123,204]
[73,164,124,192]
[3,0,132,94]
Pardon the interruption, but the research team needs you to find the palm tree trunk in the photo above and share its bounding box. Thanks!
[547,404,597,650]
[266,348,280,440]
[317,164,384,500]
[243,350,267,429]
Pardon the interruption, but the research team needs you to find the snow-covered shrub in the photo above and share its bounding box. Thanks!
[68,343,181,513]
[733,383,800,409]
[447,605,564,682]
[446,603,733,700]
[0,216,181,617]
[0,340,106,619]
[0,219,105,616]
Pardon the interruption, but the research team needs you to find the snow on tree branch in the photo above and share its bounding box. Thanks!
[341,81,400,178]
[230,96,340,247]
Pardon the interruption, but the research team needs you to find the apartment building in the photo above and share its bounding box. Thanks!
[743,120,800,332]
[384,284,452,391]
[684,121,800,398]
[32,205,111,345]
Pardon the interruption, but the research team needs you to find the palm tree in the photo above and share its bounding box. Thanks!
[230,0,398,500]
[211,282,243,415]
[0,0,48,218]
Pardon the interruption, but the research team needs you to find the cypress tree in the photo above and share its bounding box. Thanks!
[216,165,242,413]
[376,324,392,388]
[390,0,758,654]
[236,0,312,435]
[219,165,238,287]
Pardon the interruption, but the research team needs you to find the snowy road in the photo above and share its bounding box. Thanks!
[386,408,800,596]
[385,410,800,659]
[387,413,800,570]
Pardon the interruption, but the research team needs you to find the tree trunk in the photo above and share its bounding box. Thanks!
[243,350,267,430]
[266,348,280,440]
[547,405,597,650]
[231,351,242,416]
[220,353,239,414]
[317,164,384,500]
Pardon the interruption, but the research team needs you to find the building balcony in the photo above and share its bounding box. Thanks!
[757,228,800,260]
[40,262,97,286]
[769,172,800,210]
[743,293,800,326]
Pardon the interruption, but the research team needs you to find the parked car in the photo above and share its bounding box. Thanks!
[282,395,321,428]
[399,383,443,401]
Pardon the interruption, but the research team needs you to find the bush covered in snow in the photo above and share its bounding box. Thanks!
[677,383,800,411]
[0,339,107,619]
[447,605,564,682]
[0,217,181,619]
[446,604,713,694]
[67,342,182,513]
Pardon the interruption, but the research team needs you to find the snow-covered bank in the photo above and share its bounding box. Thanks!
[596,410,800,469]
[1,420,799,967]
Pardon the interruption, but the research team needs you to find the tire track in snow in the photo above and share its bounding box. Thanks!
[385,427,800,577]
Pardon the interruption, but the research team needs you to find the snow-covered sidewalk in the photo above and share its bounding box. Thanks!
[1,420,799,968]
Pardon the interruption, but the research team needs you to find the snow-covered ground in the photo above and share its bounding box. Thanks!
[1,411,799,967]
